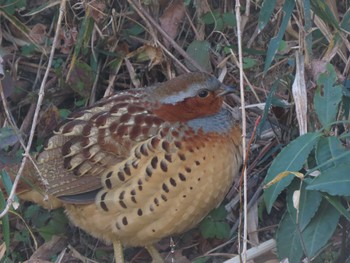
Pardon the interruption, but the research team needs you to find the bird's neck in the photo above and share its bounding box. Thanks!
[187,107,236,133]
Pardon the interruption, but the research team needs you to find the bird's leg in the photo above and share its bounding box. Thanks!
[113,240,125,263]
[145,245,165,263]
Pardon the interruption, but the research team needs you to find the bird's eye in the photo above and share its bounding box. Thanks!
[197,89,209,98]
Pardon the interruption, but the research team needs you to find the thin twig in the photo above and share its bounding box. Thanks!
[0,0,67,219]
[235,0,248,262]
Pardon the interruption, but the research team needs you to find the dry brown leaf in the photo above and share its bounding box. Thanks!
[159,0,185,48]
[86,0,107,23]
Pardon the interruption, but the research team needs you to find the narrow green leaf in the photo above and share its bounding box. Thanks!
[307,163,350,196]
[276,211,303,263]
[1,170,20,206]
[303,0,313,58]
[341,8,350,33]
[314,64,342,129]
[263,0,295,74]
[310,0,340,30]
[258,0,277,32]
[264,132,322,213]
[0,190,10,256]
[302,199,340,257]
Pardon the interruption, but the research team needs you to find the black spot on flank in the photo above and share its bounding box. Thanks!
[119,191,125,200]
[188,147,194,153]
[162,141,170,152]
[178,153,186,161]
[105,179,112,189]
[138,179,143,185]
[152,229,156,232]
[174,141,182,148]
[124,165,131,176]
[135,149,141,159]
[185,167,192,173]
[118,171,125,181]
[169,178,176,187]
[151,156,158,169]
[203,156,206,160]
[100,192,108,211]
[106,171,113,178]
[132,161,138,169]
[183,195,186,198]
[198,178,201,181]
[100,192,107,201]
[154,198,159,206]
[190,186,193,190]
[160,160,168,172]
[150,137,160,148]
[138,185,143,191]
[119,200,127,209]
[161,194,168,201]
[131,196,137,203]
[122,217,128,225]
[195,160,200,166]
[164,154,172,163]
[162,183,169,193]
[130,189,136,195]
[100,201,108,212]
[137,208,143,216]
[146,167,153,177]
[178,173,186,181]
[140,144,148,156]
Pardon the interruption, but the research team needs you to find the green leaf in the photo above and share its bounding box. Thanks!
[186,40,212,72]
[67,61,93,98]
[315,136,350,171]
[310,0,340,31]
[307,163,350,196]
[323,194,350,221]
[223,12,236,27]
[276,211,303,263]
[258,0,277,31]
[264,132,322,213]
[302,199,340,257]
[1,170,20,207]
[199,206,230,239]
[37,209,68,241]
[263,0,295,74]
[243,57,257,69]
[0,127,19,150]
[0,190,10,257]
[341,8,350,33]
[277,200,340,261]
[287,179,322,231]
[314,64,342,129]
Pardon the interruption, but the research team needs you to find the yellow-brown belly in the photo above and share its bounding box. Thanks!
[65,126,242,247]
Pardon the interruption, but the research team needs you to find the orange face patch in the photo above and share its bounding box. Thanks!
[153,92,223,122]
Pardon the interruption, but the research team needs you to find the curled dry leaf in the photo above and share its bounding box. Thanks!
[58,27,78,54]
[29,23,47,45]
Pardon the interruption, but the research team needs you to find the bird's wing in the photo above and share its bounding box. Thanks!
[36,91,164,200]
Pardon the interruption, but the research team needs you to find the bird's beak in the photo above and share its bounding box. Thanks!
[217,85,235,97]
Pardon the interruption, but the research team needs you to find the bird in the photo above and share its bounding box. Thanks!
[4,72,242,262]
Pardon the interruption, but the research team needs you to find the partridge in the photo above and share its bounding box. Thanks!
[7,72,242,262]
